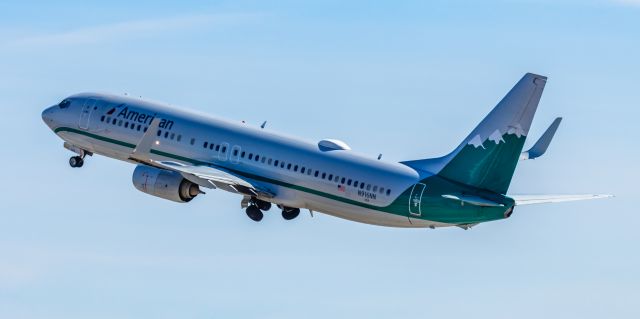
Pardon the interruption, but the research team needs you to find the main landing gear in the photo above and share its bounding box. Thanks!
[245,205,264,222]
[282,207,300,220]
[245,197,271,222]
[244,197,301,222]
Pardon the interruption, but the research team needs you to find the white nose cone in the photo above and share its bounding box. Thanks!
[41,106,57,129]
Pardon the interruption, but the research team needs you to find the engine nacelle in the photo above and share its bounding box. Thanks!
[132,165,201,203]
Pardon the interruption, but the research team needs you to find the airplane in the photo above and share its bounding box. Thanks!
[41,73,611,229]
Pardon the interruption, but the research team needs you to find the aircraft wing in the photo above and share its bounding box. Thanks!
[127,119,273,198]
[151,160,275,198]
[510,194,613,206]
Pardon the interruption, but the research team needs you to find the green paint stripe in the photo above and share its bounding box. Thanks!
[55,127,136,149]
[54,127,400,213]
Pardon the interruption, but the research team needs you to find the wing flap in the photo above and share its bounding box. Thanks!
[152,160,275,198]
[510,194,613,206]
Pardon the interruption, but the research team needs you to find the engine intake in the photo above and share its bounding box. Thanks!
[132,165,200,203]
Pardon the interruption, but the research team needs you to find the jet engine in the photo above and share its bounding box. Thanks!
[132,165,201,203]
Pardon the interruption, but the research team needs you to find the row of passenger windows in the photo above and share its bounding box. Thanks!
[100,115,189,143]
[203,141,227,153]
[101,116,149,133]
[101,115,391,197]
[227,147,392,196]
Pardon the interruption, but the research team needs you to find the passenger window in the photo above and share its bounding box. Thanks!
[366,184,371,191]
[233,149,238,156]
[314,171,319,177]
[137,125,142,131]
[301,167,305,174]
[164,131,169,138]
[287,163,292,170]
[379,187,384,194]
[248,153,253,160]
[190,138,195,145]
[157,130,162,137]
[241,151,245,158]
[261,157,266,163]
[268,158,273,165]
[274,160,279,166]
[386,189,391,196]
[354,181,358,187]
[100,116,105,122]
[322,173,326,179]
[177,135,182,142]
[347,179,352,186]
[118,120,123,126]
[280,162,285,168]
[334,176,339,182]
[328,174,333,180]
[170,133,175,140]
[209,144,214,150]
[294,165,298,172]
[373,186,378,192]
[360,183,365,189]
[215,145,220,151]
[222,146,227,153]
[255,155,260,161]
[341,177,346,184]
[124,122,129,128]
[143,127,148,132]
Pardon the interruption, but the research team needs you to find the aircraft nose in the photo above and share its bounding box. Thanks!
[41,106,57,128]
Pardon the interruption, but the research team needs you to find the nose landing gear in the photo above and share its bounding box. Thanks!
[64,143,91,168]
[69,156,84,168]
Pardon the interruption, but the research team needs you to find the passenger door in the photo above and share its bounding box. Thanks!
[408,183,426,217]
[79,99,97,130]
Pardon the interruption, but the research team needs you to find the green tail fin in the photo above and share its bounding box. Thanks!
[402,73,547,194]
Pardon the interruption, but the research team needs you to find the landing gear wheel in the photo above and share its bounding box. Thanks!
[255,200,272,211]
[246,205,264,222]
[282,208,300,220]
[69,156,84,168]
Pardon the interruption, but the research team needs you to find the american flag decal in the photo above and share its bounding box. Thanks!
[338,185,346,192]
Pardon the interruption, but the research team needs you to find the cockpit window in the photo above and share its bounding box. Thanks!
[58,99,71,109]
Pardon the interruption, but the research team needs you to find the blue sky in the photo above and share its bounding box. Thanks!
[0,1,638,318]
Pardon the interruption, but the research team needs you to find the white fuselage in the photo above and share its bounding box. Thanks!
[43,93,447,227]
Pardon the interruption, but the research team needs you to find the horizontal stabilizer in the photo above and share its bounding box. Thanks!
[510,194,613,206]
[520,117,562,161]
[442,194,504,207]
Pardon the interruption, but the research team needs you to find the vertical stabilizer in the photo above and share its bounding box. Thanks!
[402,73,547,194]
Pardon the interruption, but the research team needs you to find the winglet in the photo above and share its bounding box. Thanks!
[520,117,562,160]
[131,117,162,161]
